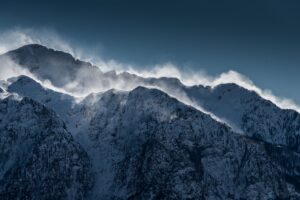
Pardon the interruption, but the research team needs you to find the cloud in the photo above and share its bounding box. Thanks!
[208,70,300,112]
[0,56,30,80]
[0,55,74,96]
[0,28,75,55]
[0,27,299,113]
[0,27,123,72]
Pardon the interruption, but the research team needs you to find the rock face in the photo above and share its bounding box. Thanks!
[0,95,93,200]
[183,84,300,187]
[5,78,300,199]
[76,87,298,199]
[2,44,300,199]
[7,75,75,120]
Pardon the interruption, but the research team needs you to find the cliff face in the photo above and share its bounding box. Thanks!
[81,87,296,199]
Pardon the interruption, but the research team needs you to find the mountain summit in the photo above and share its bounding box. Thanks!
[3,44,96,88]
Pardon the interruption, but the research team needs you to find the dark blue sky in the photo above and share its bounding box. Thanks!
[1,0,300,103]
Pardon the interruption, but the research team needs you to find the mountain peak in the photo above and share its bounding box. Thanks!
[15,43,49,50]
[8,75,38,85]
[131,85,169,98]
[7,43,77,62]
[3,44,96,88]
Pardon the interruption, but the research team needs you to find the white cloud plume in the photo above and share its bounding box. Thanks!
[129,64,300,112]
[0,28,76,55]
[0,55,75,96]
[0,56,30,80]
[0,27,299,113]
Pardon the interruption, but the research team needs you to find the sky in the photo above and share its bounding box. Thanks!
[0,0,300,104]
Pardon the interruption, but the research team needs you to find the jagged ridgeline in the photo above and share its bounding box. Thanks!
[0,44,300,199]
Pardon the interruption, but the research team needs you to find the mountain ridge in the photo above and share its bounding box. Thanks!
[2,45,300,199]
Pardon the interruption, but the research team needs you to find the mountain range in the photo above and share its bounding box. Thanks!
[0,44,300,199]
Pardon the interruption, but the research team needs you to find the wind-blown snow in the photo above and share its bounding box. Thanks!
[4,74,300,199]
[0,28,299,113]
[128,65,300,112]
[2,28,300,200]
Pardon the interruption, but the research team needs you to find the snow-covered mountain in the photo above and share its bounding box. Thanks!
[7,75,76,119]
[185,83,300,149]
[0,94,93,200]
[81,86,300,199]
[3,44,96,88]
[4,74,300,199]
[5,44,300,150]
[1,44,300,199]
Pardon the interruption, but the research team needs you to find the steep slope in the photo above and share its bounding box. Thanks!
[185,83,300,150]
[5,75,300,199]
[121,74,300,153]
[0,94,93,200]
[76,87,298,199]
[111,73,300,154]
[7,75,75,120]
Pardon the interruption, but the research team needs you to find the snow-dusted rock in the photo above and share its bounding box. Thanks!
[7,75,75,120]
[0,95,93,200]
[186,83,300,151]
[77,86,297,199]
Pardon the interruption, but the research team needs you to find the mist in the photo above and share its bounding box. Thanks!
[0,27,299,113]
